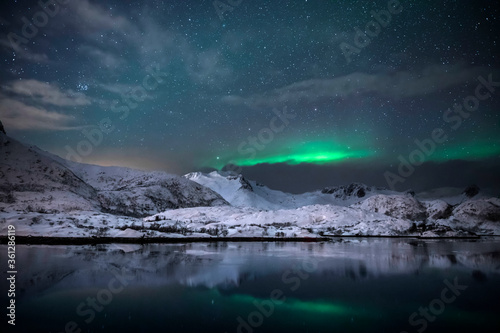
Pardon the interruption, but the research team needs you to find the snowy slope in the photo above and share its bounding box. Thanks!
[61,163,228,217]
[144,204,415,237]
[0,130,227,217]
[185,171,399,210]
[352,194,427,221]
[415,185,497,205]
[452,197,500,223]
[182,171,499,235]
[0,133,100,213]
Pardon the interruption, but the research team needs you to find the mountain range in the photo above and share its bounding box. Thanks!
[1,122,499,239]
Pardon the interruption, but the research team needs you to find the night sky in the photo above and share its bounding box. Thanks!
[1,0,499,192]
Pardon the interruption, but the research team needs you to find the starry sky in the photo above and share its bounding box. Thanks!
[0,0,499,192]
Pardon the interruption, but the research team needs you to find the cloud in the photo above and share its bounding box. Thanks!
[0,38,49,63]
[186,48,232,85]
[69,0,230,80]
[99,83,137,95]
[79,45,125,70]
[0,95,78,131]
[66,0,131,33]
[130,19,177,65]
[65,1,231,87]
[222,64,488,108]
[98,82,154,104]
[65,1,176,68]
[2,79,91,107]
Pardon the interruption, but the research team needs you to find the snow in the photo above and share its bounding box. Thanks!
[0,134,228,218]
[452,198,500,224]
[416,186,498,205]
[1,131,499,240]
[352,194,427,221]
[423,200,452,220]
[185,171,400,210]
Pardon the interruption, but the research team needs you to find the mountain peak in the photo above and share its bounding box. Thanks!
[185,170,254,192]
[321,183,373,198]
[463,184,480,198]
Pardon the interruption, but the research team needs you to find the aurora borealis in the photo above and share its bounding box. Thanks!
[0,0,499,191]
[208,140,375,169]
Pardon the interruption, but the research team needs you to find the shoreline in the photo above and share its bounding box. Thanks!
[1,234,496,245]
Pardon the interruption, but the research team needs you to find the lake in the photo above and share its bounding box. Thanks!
[1,238,500,333]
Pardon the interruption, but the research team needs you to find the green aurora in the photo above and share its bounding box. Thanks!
[425,141,500,162]
[207,140,376,169]
[230,149,373,167]
[206,138,500,169]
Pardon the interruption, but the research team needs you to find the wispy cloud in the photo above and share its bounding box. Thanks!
[63,1,232,89]
[79,45,125,70]
[65,1,172,67]
[131,19,177,65]
[66,0,131,33]
[2,79,91,107]
[97,83,153,103]
[186,48,232,86]
[0,95,79,131]
[0,38,49,63]
[99,83,137,95]
[222,64,487,108]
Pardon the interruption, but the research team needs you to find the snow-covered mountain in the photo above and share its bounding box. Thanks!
[1,121,499,239]
[184,171,399,210]
[415,185,497,206]
[179,171,500,236]
[0,131,100,213]
[56,162,228,217]
[0,128,227,218]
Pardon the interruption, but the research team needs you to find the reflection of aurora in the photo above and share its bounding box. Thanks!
[230,292,375,333]
[10,241,500,333]
[231,294,359,316]
[228,292,495,332]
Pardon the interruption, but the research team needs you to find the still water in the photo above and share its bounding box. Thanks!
[1,238,500,333]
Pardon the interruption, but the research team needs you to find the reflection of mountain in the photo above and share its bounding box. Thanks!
[6,239,500,298]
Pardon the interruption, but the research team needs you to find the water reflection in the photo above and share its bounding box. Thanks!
[1,238,499,332]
